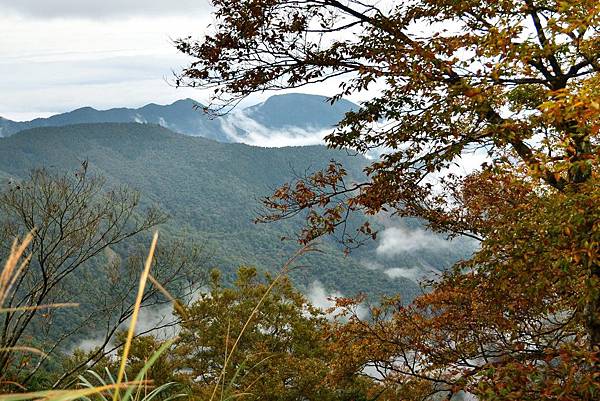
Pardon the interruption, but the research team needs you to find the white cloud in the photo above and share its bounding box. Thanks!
[376,226,450,257]
[70,301,180,354]
[383,267,423,281]
[134,303,179,340]
[383,266,442,283]
[306,281,368,319]
[307,280,343,311]
[220,110,331,147]
[360,259,384,271]
[71,336,111,353]
[360,249,444,283]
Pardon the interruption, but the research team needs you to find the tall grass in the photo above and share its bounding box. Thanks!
[0,233,34,308]
[0,232,175,401]
[113,232,159,401]
[0,232,315,401]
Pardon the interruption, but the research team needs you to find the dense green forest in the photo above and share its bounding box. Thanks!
[0,122,470,299]
[0,121,472,392]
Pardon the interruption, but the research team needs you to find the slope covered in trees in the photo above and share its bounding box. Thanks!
[0,123,471,301]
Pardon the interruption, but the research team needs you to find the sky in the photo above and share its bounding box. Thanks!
[0,0,217,120]
[0,0,370,121]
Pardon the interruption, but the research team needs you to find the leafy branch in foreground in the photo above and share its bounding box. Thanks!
[328,171,599,400]
[175,0,600,399]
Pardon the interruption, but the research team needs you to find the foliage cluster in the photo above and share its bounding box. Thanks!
[174,0,600,399]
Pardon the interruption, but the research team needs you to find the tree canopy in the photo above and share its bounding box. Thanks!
[173,267,372,401]
[176,0,599,399]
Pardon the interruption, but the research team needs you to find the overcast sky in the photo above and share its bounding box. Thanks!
[0,1,218,120]
[0,0,385,121]
[0,1,309,120]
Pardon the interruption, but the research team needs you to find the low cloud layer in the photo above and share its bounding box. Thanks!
[134,303,179,340]
[383,267,425,281]
[361,253,443,284]
[72,336,110,353]
[307,281,344,311]
[376,226,450,257]
[70,302,178,354]
[307,281,368,319]
[221,110,331,147]
[383,266,442,283]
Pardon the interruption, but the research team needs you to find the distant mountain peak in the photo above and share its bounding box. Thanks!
[141,98,201,108]
[0,93,357,143]
[72,106,97,112]
[172,98,200,104]
[243,93,357,131]
[265,92,331,101]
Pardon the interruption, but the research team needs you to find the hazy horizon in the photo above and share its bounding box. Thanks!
[0,0,373,121]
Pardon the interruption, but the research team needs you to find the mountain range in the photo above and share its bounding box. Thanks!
[0,93,358,144]
[0,93,476,348]
[0,122,473,302]
[0,92,477,329]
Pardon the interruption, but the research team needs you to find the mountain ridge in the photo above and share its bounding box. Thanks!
[0,122,472,300]
[0,94,358,144]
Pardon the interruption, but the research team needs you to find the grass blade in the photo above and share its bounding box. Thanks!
[113,232,158,401]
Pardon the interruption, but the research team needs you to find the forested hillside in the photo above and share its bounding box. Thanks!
[0,123,471,301]
[2,0,599,398]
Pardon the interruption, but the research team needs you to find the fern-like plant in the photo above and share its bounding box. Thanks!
[77,365,184,401]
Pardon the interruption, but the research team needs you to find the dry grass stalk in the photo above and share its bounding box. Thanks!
[147,274,187,320]
[208,243,315,401]
[0,231,172,401]
[0,347,47,358]
[0,381,145,401]
[113,232,159,401]
[0,303,79,314]
[0,232,79,361]
[0,233,34,308]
